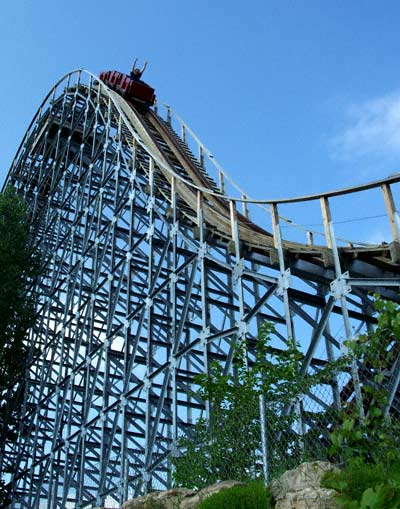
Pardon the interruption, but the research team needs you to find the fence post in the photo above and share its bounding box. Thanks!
[259,394,269,484]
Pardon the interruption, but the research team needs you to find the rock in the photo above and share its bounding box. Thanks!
[181,480,245,509]
[273,487,339,509]
[271,461,339,509]
[122,465,338,509]
[122,488,195,509]
[122,480,244,509]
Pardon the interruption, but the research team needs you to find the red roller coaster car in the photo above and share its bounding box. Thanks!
[99,63,156,109]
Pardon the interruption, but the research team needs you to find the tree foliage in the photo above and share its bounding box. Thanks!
[172,296,400,498]
[0,186,38,505]
[171,355,260,488]
[329,296,400,465]
[323,296,400,508]
[171,323,325,488]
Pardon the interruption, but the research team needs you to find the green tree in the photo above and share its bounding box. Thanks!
[0,186,38,506]
[172,293,400,495]
[329,296,400,465]
[171,358,261,488]
[171,323,320,488]
[323,296,400,508]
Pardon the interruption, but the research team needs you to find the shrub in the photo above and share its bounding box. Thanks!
[171,322,321,488]
[198,481,273,509]
[322,459,400,508]
[321,296,400,508]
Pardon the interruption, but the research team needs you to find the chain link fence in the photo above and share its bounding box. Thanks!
[101,303,400,507]
[169,319,400,493]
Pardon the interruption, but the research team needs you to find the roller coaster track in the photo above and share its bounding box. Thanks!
[1,70,400,508]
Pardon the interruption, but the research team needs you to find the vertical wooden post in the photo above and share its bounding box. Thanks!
[382,183,400,242]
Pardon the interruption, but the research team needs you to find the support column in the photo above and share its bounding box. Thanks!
[320,196,364,421]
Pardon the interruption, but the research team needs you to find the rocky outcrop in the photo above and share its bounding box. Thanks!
[122,480,243,509]
[123,462,339,509]
[271,461,339,509]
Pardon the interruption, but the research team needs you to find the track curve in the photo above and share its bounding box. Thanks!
[5,69,400,276]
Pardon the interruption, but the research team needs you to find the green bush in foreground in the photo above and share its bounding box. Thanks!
[321,296,400,508]
[172,322,325,488]
[198,482,273,509]
[322,460,400,509]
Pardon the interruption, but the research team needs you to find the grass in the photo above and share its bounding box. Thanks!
[198,481,273,509]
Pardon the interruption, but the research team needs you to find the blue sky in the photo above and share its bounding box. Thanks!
[1,0,400,239]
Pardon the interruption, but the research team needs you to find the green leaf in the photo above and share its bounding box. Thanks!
[359,485,390,509]
[369,407,382,418]
[342,418,355,432]
[373,374,385,384]
[354,430,363,440]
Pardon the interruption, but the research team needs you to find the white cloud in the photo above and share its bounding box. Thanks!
[334,92,400,159]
